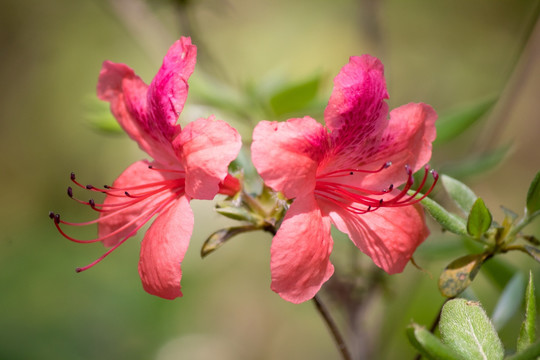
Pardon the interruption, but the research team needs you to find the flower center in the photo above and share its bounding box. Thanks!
[49,166,186,272]
[314,162,438,214]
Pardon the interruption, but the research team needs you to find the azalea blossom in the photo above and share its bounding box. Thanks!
[50,37,242,300]
[251,55,438,304]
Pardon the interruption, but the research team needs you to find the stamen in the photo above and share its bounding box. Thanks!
[317,162,392,179]
[314,163,439,213]
[53,171,187,272]
[74,193,178,272]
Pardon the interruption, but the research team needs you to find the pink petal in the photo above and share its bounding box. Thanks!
[147,37,197,135]
[360,103,437,189]
[97,61,177,164]
[270,194,334,303]
[323,55,390,170]
[138,195,193,300]
[251,117,328,199]
[98,160,175,247]
[176,116,242,200]
[325,202,429,274]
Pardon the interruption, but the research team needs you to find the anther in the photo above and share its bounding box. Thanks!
[67,187,73,198]
[125,191,131,197]
[379,199,383,205]
[349,172,354,175]
[104,185,111,189]
[49,211,55,219]
[71,172,76,181]
[54,213,61,224]
[89,199,96,209]
[75,267,82,273]
[384,161,392,169]
[86,185,94,190]
[388,184,394,191]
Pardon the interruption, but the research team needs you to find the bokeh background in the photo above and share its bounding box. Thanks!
[1,0,539,359]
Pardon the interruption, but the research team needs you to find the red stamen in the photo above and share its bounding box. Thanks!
[52,170,186,272]
[317,161,392,180]
[314,163,438,214]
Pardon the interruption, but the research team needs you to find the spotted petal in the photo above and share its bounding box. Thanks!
[147,37,197,136]
[323,55,390,171]
[97,61,177,164]
[360,103,437,189]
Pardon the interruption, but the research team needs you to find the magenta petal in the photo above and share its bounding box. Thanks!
[138,195,193,300]
[361,103,437,189]
[325,202,429,274]
[147,37,197,134]
[270,194,334,303]
[251,117,328,199]
[98,160,171,248]
[325,55,389,134]
[176,116,241,200]
[97,61,177,164]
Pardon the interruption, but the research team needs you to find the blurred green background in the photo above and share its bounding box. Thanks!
[1,0,539,359]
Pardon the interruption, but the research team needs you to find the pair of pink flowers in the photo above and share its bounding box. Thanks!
[51,37,437,303]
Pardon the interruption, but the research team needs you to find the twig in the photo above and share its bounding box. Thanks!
[313,294,353,360]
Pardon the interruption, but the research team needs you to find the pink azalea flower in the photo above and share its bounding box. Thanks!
[50,37,242,300]
[251,55,438,304]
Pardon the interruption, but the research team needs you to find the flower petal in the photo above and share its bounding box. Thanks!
[97,61,177,164]
[147,37,197,135]
[323,55,390,170]
[138,195,193,300]
[251,117,328,199]
[98,160,176,247]
[325,202,429,274]
[361,103,437,189]
[176,116,241,200]
[270,194,334,303]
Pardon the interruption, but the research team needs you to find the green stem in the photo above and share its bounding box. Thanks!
[313,294,353,360]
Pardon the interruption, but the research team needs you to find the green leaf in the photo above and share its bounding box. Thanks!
[406,324,462,360]
[517,271,537,352]
[507,340,540,360]
[439,254,487,298]
[418,195,468,236]
[526,171,540,216]
[441,144,512,179]
[441,175,478,215]
[440,299,504,360]
[491,272,526,330]
[201,226,258,258]
[215,205,263,223]
[467,198,492,238]
[434,97,497,145]
[269,74,321,116]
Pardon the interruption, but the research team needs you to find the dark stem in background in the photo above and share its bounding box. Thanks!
[475,5,540,151]
[313,294,353,360]
[264,225,353,360]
